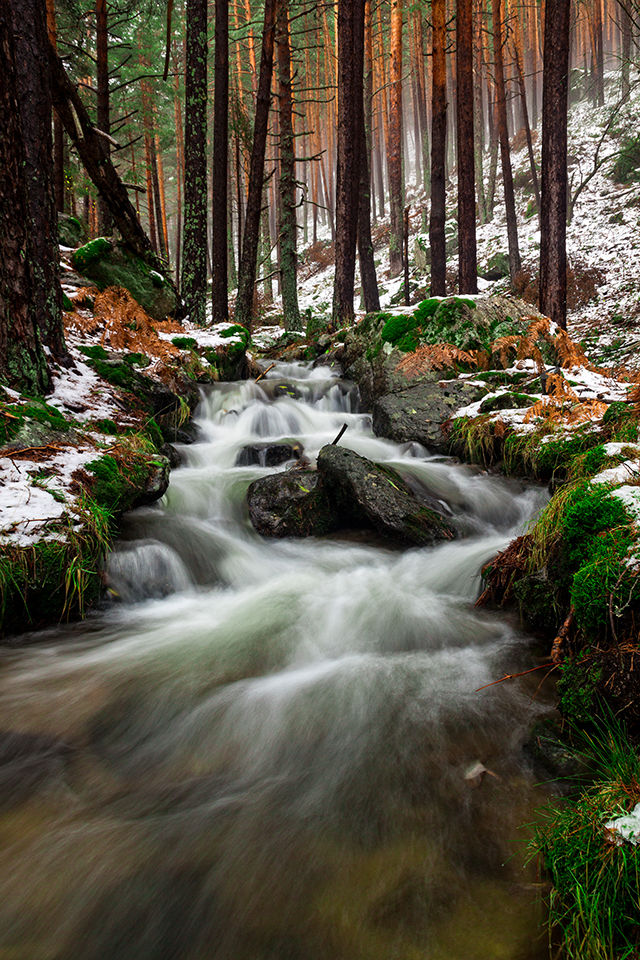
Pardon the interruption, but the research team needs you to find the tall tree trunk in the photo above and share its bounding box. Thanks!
[182,0,208,324]
[1,0,51,395]
[276,1,301,330]
[493,0,521,281]
[45,0,65,214]
[456,0,478,293]
[359,0,380,313]
[413,8,430,193]
[388,0,404,276]
[621,0,631,101]
[11,0,66,361]
[429,0,447,295]
[235,0,278,331]
[213,0,229,321]
[96,0,112,235]
[513,38,541,214]
[333,0,365,324]
[473,0,487,222]
[540,0,570,329]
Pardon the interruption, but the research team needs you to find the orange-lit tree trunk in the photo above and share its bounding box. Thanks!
[429,0,447,294]
[358,0,380,312]
[276,0,301,330]
[388,0,404,276]
[493,0,521,280]
[236,0,278,330]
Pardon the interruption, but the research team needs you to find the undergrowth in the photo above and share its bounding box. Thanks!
[531,714,640,960]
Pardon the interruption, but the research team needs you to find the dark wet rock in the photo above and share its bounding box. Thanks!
[480,252,510,281]
[523,719,588,792]
[247,470,338,538]
[160,442,182,468]
[478,391,536,413]
[236,441,303,467]
[372,380,487,451]
[133,456,170,507]
[0,730,72,807]
[317,445,455,546]
[71,239,177,321]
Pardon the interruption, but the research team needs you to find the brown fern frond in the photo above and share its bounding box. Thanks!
[524,398,562,423]
[526,316,551,341]
[395,343,477,378]
[490,335,520,368]
[546,372,579,401]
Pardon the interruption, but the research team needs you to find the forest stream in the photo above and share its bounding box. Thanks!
[0,361,555,960]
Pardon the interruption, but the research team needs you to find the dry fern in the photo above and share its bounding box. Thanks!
[395,343,478,378]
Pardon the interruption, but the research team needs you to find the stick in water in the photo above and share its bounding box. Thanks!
[255,362,276,383]
[331,424,348,445]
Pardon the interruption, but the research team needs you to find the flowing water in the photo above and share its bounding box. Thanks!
[0,362,553,960]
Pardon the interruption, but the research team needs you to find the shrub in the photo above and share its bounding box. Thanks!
[613,134,640,184]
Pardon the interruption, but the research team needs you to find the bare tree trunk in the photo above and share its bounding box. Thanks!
[213,0,229,321]
[540,0,570,328]
[333,0,365,323]
[388,0,404,276]
[235,0,278,331]
[11,0,66,361]
[429,0,447,295]
[276,1,301,330]
[513,40,541,214]
[493,0,521,281]
[621,0,632,101]
[456,0,478,293]
[1,0,51,394]
[96,0,112,235]
[358,0,380,313]
[182,0,208,323]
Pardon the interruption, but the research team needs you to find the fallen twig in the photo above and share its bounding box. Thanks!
[475,662,553,691]
[255,362,276,383]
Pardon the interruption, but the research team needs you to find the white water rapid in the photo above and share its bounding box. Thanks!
[0,361,552,959]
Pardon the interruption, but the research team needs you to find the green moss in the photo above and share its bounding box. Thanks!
[91,418,119,435]
[87,357,140,392]
[479,391,536,413]
[380,313,415,344]
[557,657,603,725]
[220,324,250,348]
[124,352,151,368]
[171,336,198,350]
[62,292,74,312]
[72,237,112,273]
[512,573,561,634]
[79,343,109,361]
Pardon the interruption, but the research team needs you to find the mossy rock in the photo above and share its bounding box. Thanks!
[480,252,510,281]
[58,213,88,248]
[479,391,536,413]
[512,572,561,635]
[72,239,177,322]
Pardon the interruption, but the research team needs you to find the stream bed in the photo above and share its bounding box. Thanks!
[0,362,553,959]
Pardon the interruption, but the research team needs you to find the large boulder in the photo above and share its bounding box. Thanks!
[58,213,88,248]
[72,239,177,321]
[372,380,487,451]
[317,445,455,546]
[247,470,337,538]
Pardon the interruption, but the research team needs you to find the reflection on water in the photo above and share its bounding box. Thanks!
[0,362,551,959]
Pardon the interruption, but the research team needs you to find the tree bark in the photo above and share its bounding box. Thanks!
[213,0,229,321]
[0,0,50,395]
[540,0,570,329]
[429,0,447,295]
[10,0,66,361]
[456,0,478,293]
[332,0,365,324]
[388,0,404,276]
[235,0,278,331]
[493,0,521,281]
[358,0,380,313]
[95,0,112,235]
[182,0,208,324]
[276,1,301,331]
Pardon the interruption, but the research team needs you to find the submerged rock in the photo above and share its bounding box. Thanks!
[317,445,455,546]
[247,470,337,538]
[236,441,303,468]
[372,380,486,451]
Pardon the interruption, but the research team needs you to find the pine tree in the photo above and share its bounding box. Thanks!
[212,0,229,322]
[388,0,404,277]
[456,0,478,293]
[430,0,447,295]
